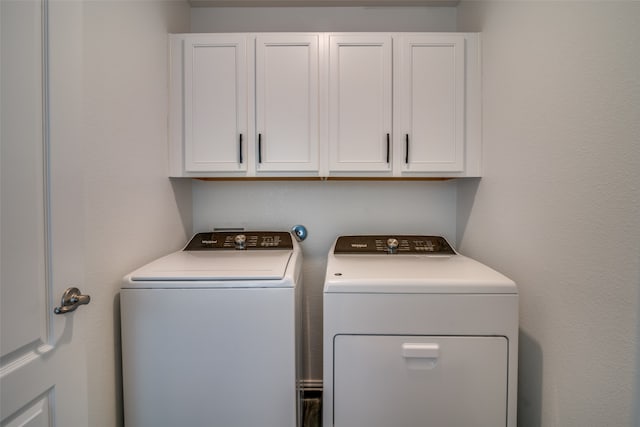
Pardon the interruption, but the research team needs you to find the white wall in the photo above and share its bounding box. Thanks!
[50,1,192,425]
[456,2,640,426]
[190,6,456,32]
[47,2,640,425]
[189,6,459,381]
[193,180,457,379]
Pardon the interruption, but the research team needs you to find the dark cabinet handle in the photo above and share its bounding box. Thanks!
[386,133,390,163]
[258,134,262,164]
[405,134,410,164]
[239,134,243,164]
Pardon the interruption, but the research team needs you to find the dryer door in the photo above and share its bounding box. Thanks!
[333,335,508,427]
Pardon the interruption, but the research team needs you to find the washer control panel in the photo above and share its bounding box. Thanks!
[334,235,455,255]
[184,231,293,250]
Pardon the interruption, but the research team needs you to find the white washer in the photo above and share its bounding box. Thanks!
[323,235,518,427]
[121,231,302,427]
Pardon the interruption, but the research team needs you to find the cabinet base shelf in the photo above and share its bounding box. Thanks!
[191,177,456,181]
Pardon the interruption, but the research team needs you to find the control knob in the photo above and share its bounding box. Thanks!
[234,234,247,250]
[387,238,399,254]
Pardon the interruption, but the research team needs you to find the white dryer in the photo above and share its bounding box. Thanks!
[121,231,302,427]
[323,235,518,427]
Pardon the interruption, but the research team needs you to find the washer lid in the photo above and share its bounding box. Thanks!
[324,253,516,294]
[128,250,293,282]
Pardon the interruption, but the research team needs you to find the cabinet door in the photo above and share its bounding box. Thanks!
[183,35,247,172]
[333,335,508,427]
[329,35,392,172]
[398,35,465,173]
[256,35,319,172]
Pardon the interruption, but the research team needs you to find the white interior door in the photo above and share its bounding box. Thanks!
[1,1,88,425]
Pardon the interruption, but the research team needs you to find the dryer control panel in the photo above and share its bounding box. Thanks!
[334,235,455,255]
[184,232,293,250]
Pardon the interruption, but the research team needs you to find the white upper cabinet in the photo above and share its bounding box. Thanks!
[169,32,481,178]
[180,35,248,173]
[326,33,480,178]
[328,35,392,173]
[397,34,465,173]
[170,33,320,177]
[255,34,319,172]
